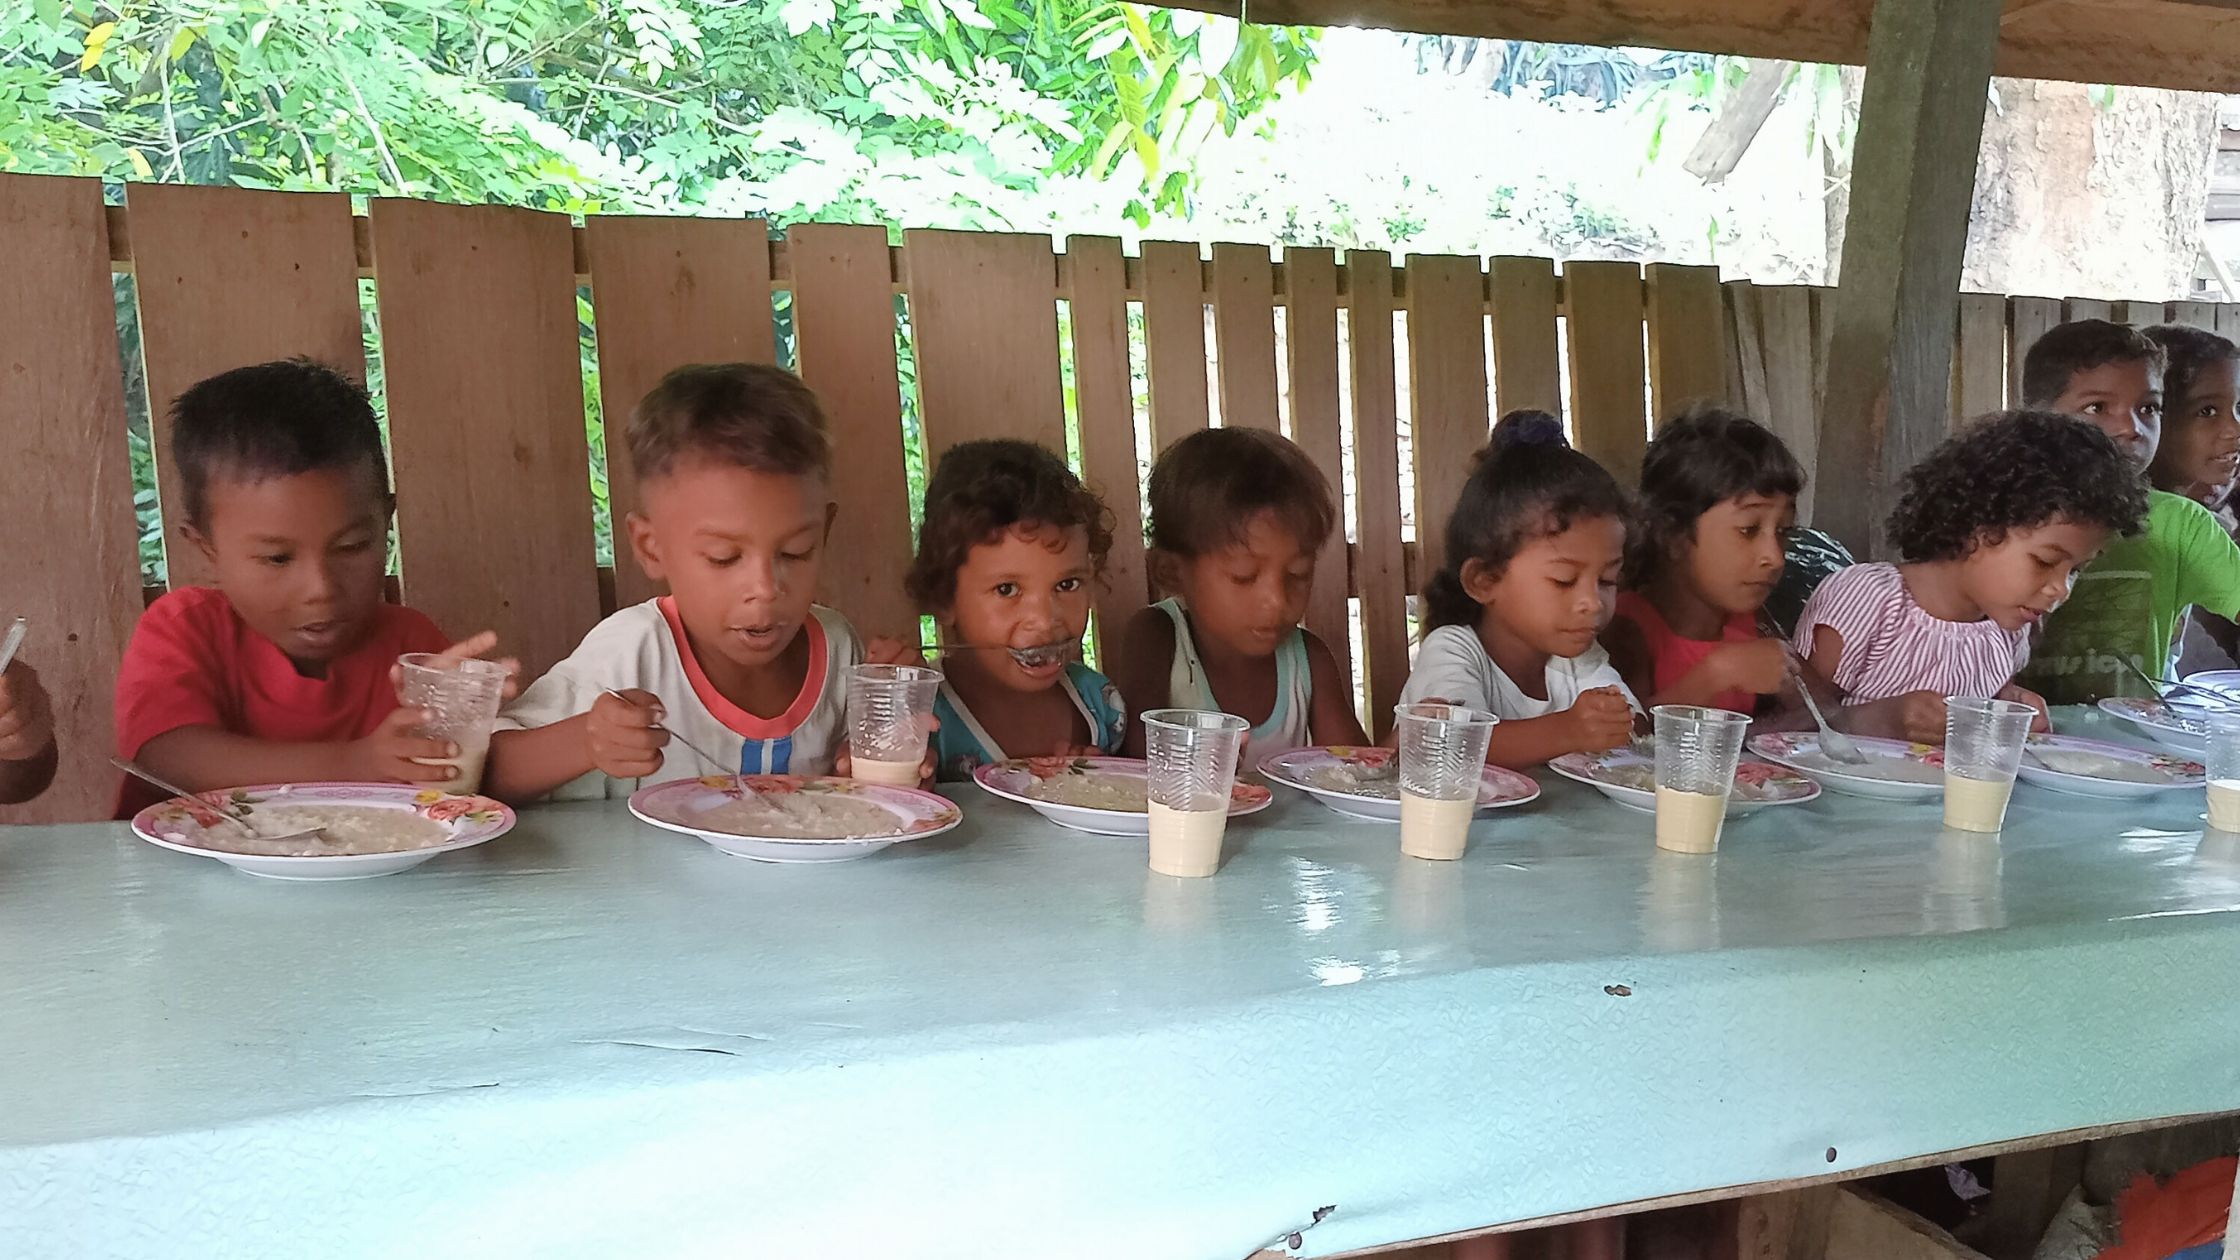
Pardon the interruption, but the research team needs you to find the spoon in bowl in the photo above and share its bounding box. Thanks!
[110,757,329,848]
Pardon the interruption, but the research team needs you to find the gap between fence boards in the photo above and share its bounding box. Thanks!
[101,206,1594,309]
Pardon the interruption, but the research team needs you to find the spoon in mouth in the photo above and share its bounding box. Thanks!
[921,640,1077,670]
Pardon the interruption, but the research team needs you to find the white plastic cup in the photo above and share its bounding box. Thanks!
[1943,696,2034,833]
[1142,708,1248,878]
[847,664,942,786]
[2206,713,2240,833]
[1653,705,1750,854]
[396,653,509,794]
[1395,702,1497,860]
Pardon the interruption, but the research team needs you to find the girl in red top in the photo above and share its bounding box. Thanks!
[1604,406,1802,716]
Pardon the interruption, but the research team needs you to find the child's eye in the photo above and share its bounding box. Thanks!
[2142,403,2163,417]
[779,550,811,563]
[1055,577,1084,594]
[1739,524,1762,539]
[258,554,290,568]
[994,582,1019,598]
[2081,402,2105,414]
[705,553,740,568]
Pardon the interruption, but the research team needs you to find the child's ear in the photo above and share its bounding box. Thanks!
[625,512,664,582]
[1145,549,1177,598]
[1459,557,1501,605]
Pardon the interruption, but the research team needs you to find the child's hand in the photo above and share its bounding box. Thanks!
[1711,639,1791,698]
[863,637,928,668]
[1999,683,2053,732]
[349,706,464,783]
[396,630,523,702]
[1564,686,1636,753]
[1899,691,1949,744]
[0,661,53,763]
[586,689,668,780]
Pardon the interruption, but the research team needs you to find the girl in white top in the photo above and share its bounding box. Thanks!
[1113,428,1367,764]
[1396,428,1641,768]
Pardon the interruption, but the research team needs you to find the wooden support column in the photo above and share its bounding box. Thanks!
[1814,0,2002,554]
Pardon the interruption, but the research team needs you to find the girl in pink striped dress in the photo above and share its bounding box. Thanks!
[1795,411,2148,743]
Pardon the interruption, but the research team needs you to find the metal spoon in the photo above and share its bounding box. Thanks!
[2120,657,2237,711]
[0,617,26,676]
[600,689,752,795]
[922,640,1075,670]
[110,757,329,848]
[1783,648,1870,765]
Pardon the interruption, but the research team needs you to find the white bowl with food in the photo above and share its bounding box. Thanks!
[130,782,516,880]
[1548,748,1819,816]
[2015,733,2204,799]
[2167,670,2240,719]
[973,756,1273,836]
[1259,745,1540,823]
[1746,731,1947,801]
[629,775,962,863]
[2097,696,2211,755]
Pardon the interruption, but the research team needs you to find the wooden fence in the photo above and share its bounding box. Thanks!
[3,170,2232,822]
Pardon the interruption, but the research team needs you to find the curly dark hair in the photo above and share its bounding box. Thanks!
[904,439,1115,612]
[1422,439,1631,631]
[1146,427,1335,557]
[1886,409,2148,562]
[1626,405,1804,587]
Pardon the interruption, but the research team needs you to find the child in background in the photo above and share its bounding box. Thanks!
[1397,429,1640,768]
[485,363,862,800]
[1797,411,2146,742]
[903,439,1126,781]
[112,359,506,816]
[0,656,55,805]
[1112,428,1366,763]
[2142,324,2240,675]
[2017,320,2240,702]
[1606,406,1801,714]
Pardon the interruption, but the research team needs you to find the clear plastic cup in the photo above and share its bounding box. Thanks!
[1142,708,1248,878]
[1395,701,1497,860]
[395,653,510,794]
[1653,705,1751,854]
[1943,696,2035,833]
[2206,713,2240,833]
[847,664,942,787]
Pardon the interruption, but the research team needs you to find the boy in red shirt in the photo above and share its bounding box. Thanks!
[113,359,507,815]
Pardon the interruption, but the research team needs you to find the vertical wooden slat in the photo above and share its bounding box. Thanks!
[2216,305,2240,343]
[1210,243,1279,433]
[1142,240,1209,449]
[2170,300,2218,331]
[2009,296,2063,404]
[1953,292,2007,425]
[370,200,597,680]
[2111,299,2167,327]
[128,184,363,590]
[1348,251,1408,740]
[1490,256,1562,419]
[1645,262,1729,423]
[583,215,774,611]
[2065,297,2114,323]
[1565,260,1650,483]
[1726,282,1772,420]
[1757,286,1821,524]
[0,174,141,823]
[1064,235,1148,661]
[1282,247,1352,687]
[1406,254,1491,579]
[791,223,917,643]
[903,230,1063,458]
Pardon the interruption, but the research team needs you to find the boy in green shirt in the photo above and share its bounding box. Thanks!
[2017,319,2240,704]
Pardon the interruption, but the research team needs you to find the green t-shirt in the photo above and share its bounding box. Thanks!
[2021,489,2240,704]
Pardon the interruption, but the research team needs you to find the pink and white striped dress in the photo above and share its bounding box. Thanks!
[1792,562,2030,704]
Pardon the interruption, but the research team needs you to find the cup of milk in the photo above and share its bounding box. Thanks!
[396,653,510,794]
[1652,705,1751,854]
[1942,696,2035,833]
[2206,713,2240,833]
[846,664,943,786]
[1395,702,1498,860]
[1142,708,1249,877]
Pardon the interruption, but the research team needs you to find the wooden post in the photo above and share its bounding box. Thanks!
[1814,0,2002,555]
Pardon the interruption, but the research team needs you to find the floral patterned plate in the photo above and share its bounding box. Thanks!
[2014,733,2204,799]
[1746,732,1946,801]
[1548,749,1819,816]
[629,775,962,863]
[2097,696,2211,755]
[973,756,1274,837]
[130,782,515,881]
[1259,745,1540,823]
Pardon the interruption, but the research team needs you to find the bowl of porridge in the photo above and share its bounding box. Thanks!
[973,756,1273,836]
[130,783,516,880]
[628,775,963,862]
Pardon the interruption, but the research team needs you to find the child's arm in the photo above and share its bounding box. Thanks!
[483,689,668,804]
[136,708,458,793]
[1479,687,1634,768]
[1303,630,1369,746]
[0,660,56,805]
[1801,623,1948,743]
[1109,607,1176,759]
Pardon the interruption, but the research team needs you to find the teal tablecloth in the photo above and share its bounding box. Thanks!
[5,712,2240,1258]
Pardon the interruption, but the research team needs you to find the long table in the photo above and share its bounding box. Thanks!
[7,713,2240,1258]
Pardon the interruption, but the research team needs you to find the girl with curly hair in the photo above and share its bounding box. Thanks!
[1795,410,2148,744]
[903,439,1127,781]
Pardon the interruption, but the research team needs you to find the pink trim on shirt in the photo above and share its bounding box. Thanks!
[656,597,828,739]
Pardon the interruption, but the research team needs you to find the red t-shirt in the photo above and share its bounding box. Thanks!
[113,587,450,816]
[1612,590,1762,716]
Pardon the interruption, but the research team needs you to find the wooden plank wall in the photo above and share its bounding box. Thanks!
[29,168,2240,818]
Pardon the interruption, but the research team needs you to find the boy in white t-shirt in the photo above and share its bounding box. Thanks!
[485,364,867,801]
